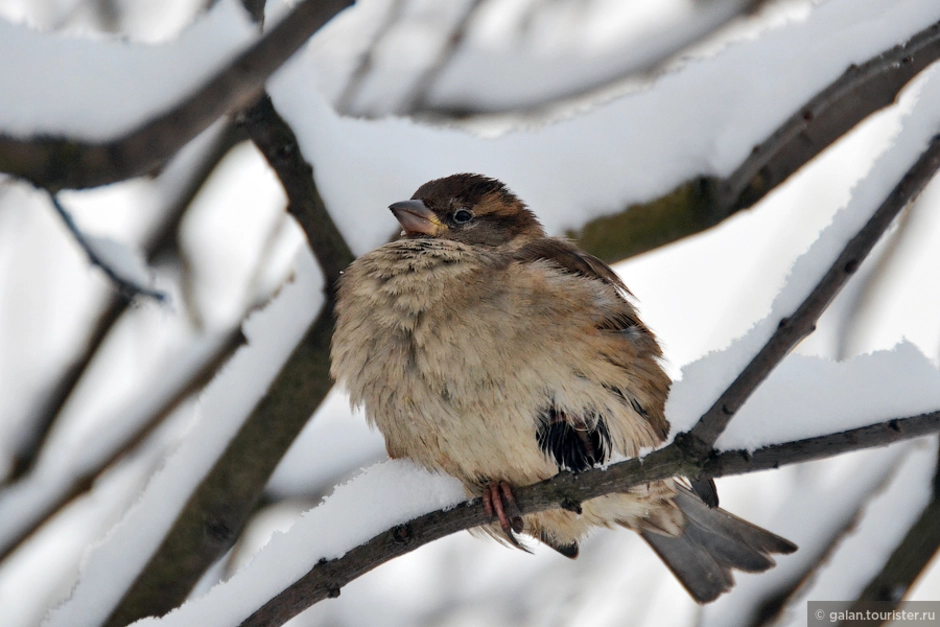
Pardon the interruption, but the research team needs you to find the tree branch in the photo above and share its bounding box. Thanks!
[573,20,940,262]
[3,123,243,486]
[103,306,338,627]
[408,0,770,118]
[0,0,353,191]
[679,133,940,456]
[48,194,167,301]
[240,410,940,627]
[103,88,355,627]
[239,93,353,285]
[847,438,940,615]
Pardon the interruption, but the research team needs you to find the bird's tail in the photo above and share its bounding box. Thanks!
[641,486,797,603]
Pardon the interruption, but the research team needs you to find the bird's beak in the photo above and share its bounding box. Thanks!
[389,200,444,236]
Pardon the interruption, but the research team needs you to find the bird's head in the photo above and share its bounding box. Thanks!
[389,173,545,247]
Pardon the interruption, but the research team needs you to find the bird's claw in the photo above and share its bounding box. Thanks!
[483,480,524,538]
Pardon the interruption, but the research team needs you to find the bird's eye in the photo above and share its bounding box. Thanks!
[453,209,473,224]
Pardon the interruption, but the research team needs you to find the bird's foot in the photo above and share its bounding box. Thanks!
[482,480,524,537]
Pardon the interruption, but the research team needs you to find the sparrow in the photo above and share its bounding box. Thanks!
[330,173,796,603]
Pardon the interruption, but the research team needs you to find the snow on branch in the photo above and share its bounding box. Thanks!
[0,0,353,191]
[405,0,778,118]
[680,132,940,455]
[49,194,166,302]
[575,17,940,261]
[134,72,940,627]
[234,414,940,627]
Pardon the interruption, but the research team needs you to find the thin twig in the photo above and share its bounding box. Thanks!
[835,200,917,360]
[240,410,940,627]
[396,0,486,115]
[408,0,770,117]
[4,123,242,485]
[49,194,167,301]
[0,0,353,191]
[0,329,247,563]
[679,134,940,456]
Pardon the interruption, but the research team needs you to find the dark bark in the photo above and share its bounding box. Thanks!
[680,134,940,456]
[573,20,940,262]
[241,411,940,627]
[0,0,353,191]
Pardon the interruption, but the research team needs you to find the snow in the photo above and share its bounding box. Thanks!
[83,234,155,293]
[2,0,940,625]
[716,342,940,452]
[41,248,322,627]
[779,439,937,623]
[267,389,387,498]
[269,0,940,255]
[665,63,940,441]
[0,0,257,140]
[132,460,465,627]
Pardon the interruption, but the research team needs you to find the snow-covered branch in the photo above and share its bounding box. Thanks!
[681,132,940,455]
[239,94,354,286]
[0,0,352,191]
[3,123,242,487]
[0,328,246,563]
[240,411,940,627]
[575,17,940,261]
[405,0,774,118]
[102,88,355,627]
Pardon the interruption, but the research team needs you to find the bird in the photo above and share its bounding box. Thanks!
[330,173,796,603]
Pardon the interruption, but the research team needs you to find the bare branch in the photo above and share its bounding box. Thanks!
[49,194,167,301]
[0,0,353,191]
[847,439,940,612]
[574,19,940,262]
[409,0,769,118]
[3,124,243,486]
[240,410,940,627]
[679,133,940,456]
[396,0,486,115]
[103,91,355,626]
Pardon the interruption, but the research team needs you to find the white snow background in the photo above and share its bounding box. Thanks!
[0,0,939,626]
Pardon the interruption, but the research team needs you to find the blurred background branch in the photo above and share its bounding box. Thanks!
[572,19,940,261]
[2,2,940,626]
[845,439,940,621]
[0,0,353,191]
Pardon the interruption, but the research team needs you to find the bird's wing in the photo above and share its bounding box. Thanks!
[514,237,670,450]
[512,237,655,342]
[513,237,633,299]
